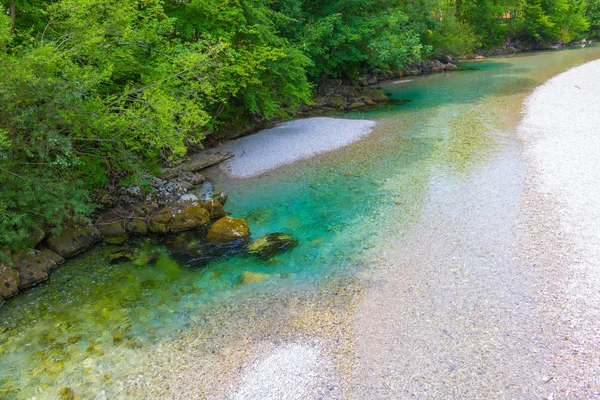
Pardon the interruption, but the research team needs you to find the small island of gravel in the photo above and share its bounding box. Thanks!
[219,117,376,178]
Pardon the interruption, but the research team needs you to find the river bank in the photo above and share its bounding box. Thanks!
[518,59,600,394]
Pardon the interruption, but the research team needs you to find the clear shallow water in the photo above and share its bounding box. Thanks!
[2,45,600,399]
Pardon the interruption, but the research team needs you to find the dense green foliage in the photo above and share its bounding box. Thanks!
[0,0,596,250]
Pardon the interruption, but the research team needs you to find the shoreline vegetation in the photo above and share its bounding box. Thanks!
[1,0,600,305]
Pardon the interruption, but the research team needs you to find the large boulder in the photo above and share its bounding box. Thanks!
[47,225,102,258]
[14,249,64,289]
[170,204,210,232]
[206,217,250,243]
[247,233,298,260]
[0,263,20,299]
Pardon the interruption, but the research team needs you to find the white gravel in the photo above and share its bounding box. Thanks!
[519,58,600,394]
[219,117,376,178]
[519,60,600,300]
[231,343,321,400]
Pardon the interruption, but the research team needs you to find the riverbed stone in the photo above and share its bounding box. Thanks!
[238,271,268,285]
[206,217,250,243]
[445,63,459,71]
[0,263,20,299]
[124,218,149,235]
[149,208,173,234]
[97,220,126,237]
[108,249,134,264]
[248,233,299,260]
[14,249,64,289]
[170,204,210,232]
[47,225,102,258]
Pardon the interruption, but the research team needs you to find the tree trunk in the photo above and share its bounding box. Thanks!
[9,0,16,31]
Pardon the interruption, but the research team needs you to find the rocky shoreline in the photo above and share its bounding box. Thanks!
[0,150,299,307]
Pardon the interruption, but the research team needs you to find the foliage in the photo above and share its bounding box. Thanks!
[424,5,477,56]
[588,0,600,36]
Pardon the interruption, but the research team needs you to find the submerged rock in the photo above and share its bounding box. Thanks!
[103,235,128,245]
[248,233,298,260]
[206,217,250,243]
[108,249,134,264]
[0,263,20,299]
[13,249,64,289]
[238,271,268,284]
[47,225,102,258]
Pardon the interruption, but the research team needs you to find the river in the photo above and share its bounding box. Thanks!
[1,44,600,399]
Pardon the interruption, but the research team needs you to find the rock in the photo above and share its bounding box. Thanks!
[216,192,228,206]
[124,218,148,235]
[330,96,346,110]
[0,263,20,299]
[201,199,226,219]
[108,249,134,264]
[97,220,126,237]
[178,172,206,186]
[170,204,210,232]
[206,217,250,243]
[163,150,234,178]
[445,63,459,71]
[367,75,378,85]
[348,102,366,109]
[248,233,299,260]
[357,76,370,87]
[47,225,102,258]
[149,208,173,234]
[317,79,343,95]
[103,235,128,245]
[238,271,268,284]
[14,249,64,289]
[370,90,388,102]
[474,55,486,59]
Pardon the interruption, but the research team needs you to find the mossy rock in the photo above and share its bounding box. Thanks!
[97,220,126,237]
[201,199,226,219]
[47,225,102,258]
[124,218,148,235]
[370,90,388,102]
[247,233,298,260]
[206,217,250,243]
[103,235,128,245]
[170,204,210,232]
[13,249,64,289]
[348,102,366,109]
[0,263,20,299]
[330,96,347,110]
[149,208,173,234]
[108,249,134,264]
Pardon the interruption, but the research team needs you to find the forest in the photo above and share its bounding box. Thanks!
[0,0,598,252]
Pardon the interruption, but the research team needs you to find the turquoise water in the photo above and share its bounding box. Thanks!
[2,45,600,398]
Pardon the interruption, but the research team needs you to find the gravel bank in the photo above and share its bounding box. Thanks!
[219,117,376,178]
[519,59,600,395]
